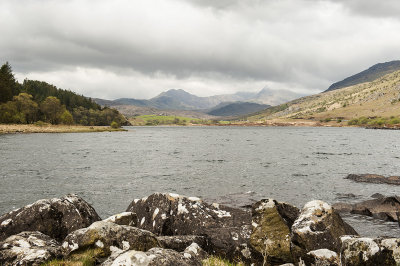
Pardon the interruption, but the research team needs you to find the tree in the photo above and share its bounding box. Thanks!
[0,62,18,103]
[40,96,64,124]
[13,93,39,123]
[0,101,18,123]
[60,110,74,125]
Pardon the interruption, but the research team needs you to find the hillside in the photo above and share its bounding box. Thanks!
[326,60,400,92]
[0,62,127,126]
[207,102,270,117]
[247,70,400,122]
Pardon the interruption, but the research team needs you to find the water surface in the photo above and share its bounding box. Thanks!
[1,126,399,237]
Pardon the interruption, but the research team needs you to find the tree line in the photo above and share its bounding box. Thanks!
[0,62,127,126]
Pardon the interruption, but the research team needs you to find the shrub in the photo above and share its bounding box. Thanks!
[60,110,74,125]
[110,121,120,128]
[348,119,359,126]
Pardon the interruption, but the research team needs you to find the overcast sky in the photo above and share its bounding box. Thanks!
[1,0,399,100]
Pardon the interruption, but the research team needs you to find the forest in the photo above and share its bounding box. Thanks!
[0,62,127,126]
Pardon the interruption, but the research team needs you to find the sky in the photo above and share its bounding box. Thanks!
[1,0,400,100]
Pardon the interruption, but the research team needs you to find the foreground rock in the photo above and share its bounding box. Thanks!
[62,221,160,258]
[291,200,358,260]
[126,192,262,263]
[157,235,209,252]
[302,249,339,266]
[381,238,400,264]
[333,196,400,222]
[250,198,299,265]
[346,174,400,185]
[0,194,100,242]
[102,243,206,266]
[340,236,396,265]
[0,231,62,265]
[103,212,137,226]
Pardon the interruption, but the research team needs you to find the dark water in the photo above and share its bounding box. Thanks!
[1,126,400,237]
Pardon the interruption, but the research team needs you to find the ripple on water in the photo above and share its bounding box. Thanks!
[1,126,400,238]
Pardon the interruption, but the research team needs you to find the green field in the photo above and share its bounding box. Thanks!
[129,115,232,126]
[129,115,205,126]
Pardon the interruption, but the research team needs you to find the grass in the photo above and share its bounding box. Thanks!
[41,249,100,266]
[129,115,209,126]
[0,124,126,134]
[348,116,400,127]
[202,256,245,266]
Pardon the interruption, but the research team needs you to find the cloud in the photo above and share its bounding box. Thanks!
[2,0,400,99]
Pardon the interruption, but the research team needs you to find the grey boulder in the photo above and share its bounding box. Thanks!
[0,194,100,242]
[340,235,396,266]
[291,200,357,260]
[62,221,160,258]
[126,192,262,263]
[0,231,62,266]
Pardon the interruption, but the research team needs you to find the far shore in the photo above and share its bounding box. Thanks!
[0,124,127,134]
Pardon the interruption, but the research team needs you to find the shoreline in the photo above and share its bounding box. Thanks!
[0,124,127,134]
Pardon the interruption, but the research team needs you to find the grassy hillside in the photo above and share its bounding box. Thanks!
[326,60,400,92]
[248,70,400,122]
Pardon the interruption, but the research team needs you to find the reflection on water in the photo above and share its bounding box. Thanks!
[1,126,400,237]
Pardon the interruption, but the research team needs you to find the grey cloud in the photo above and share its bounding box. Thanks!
[333,0,400,18]
[1,0,400,99]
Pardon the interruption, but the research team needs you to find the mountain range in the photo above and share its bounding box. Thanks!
[94,88,302,117]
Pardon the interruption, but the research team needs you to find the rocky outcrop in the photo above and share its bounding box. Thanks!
[333,196,400,222]
[250,199,299,265]
[346,174,400,185]
[103,212,137,226]
[126,192,262,263]
[303,249,339,266]
[340,236,396,266]
[0,194,100,242]
[102,244,206,266]
[381,238,400,264]
[157,235,209,252]
[62,221,159,258]
[291,200,358,260]
[0,231,62,265]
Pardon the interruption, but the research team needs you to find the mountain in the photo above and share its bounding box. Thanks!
[246,70,400,121]
[207,102,270,117]
[94,88,302,112]
[252,88,304,105]
[325,60,400,92]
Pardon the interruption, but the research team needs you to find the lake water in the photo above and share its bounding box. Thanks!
[1,126,400,237]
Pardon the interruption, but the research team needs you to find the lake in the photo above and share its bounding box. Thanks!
[1,126,400,237]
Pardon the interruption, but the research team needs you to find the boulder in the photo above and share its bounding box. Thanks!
[126,193,262,263]
[346,174,400,185]
[103,212,137,226]
[157,235,209,252]
[0,231,62,265]
[291,200,357,259]
[62,221,160,258]
[381,238,400,264]
[303,249,339,266]
[340,236,396,266]
[102,246,204,266]
[0,194,100,242]
[183,242,209,261]
[250,199,299,265]
[333,196,400,222]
